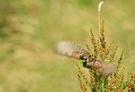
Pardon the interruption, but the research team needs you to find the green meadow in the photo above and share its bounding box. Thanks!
[0,0,135,92]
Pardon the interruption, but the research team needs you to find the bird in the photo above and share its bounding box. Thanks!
[54,41,116,77]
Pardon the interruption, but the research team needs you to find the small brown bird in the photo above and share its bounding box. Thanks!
[55,41,116,77]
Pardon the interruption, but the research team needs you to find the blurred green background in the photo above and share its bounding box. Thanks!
[0,0,135,92]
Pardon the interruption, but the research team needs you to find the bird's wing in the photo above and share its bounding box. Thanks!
[54,41,90,60]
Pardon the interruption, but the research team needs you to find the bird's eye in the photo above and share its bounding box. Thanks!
[83,61,87,66]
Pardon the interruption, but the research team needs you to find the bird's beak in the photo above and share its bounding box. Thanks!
[83,61,100,68]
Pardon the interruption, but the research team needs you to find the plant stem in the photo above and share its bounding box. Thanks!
[98,1,104,33]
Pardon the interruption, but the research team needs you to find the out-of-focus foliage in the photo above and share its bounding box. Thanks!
[0,0,135,92]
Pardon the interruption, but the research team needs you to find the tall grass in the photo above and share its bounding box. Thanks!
[0,0,135,92]
[77,21,135,92]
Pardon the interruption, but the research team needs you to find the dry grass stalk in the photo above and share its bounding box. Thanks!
[77,21,135,92]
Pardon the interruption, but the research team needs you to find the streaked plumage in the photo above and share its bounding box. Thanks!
[55,41,116,77]
[55,41,90,60]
